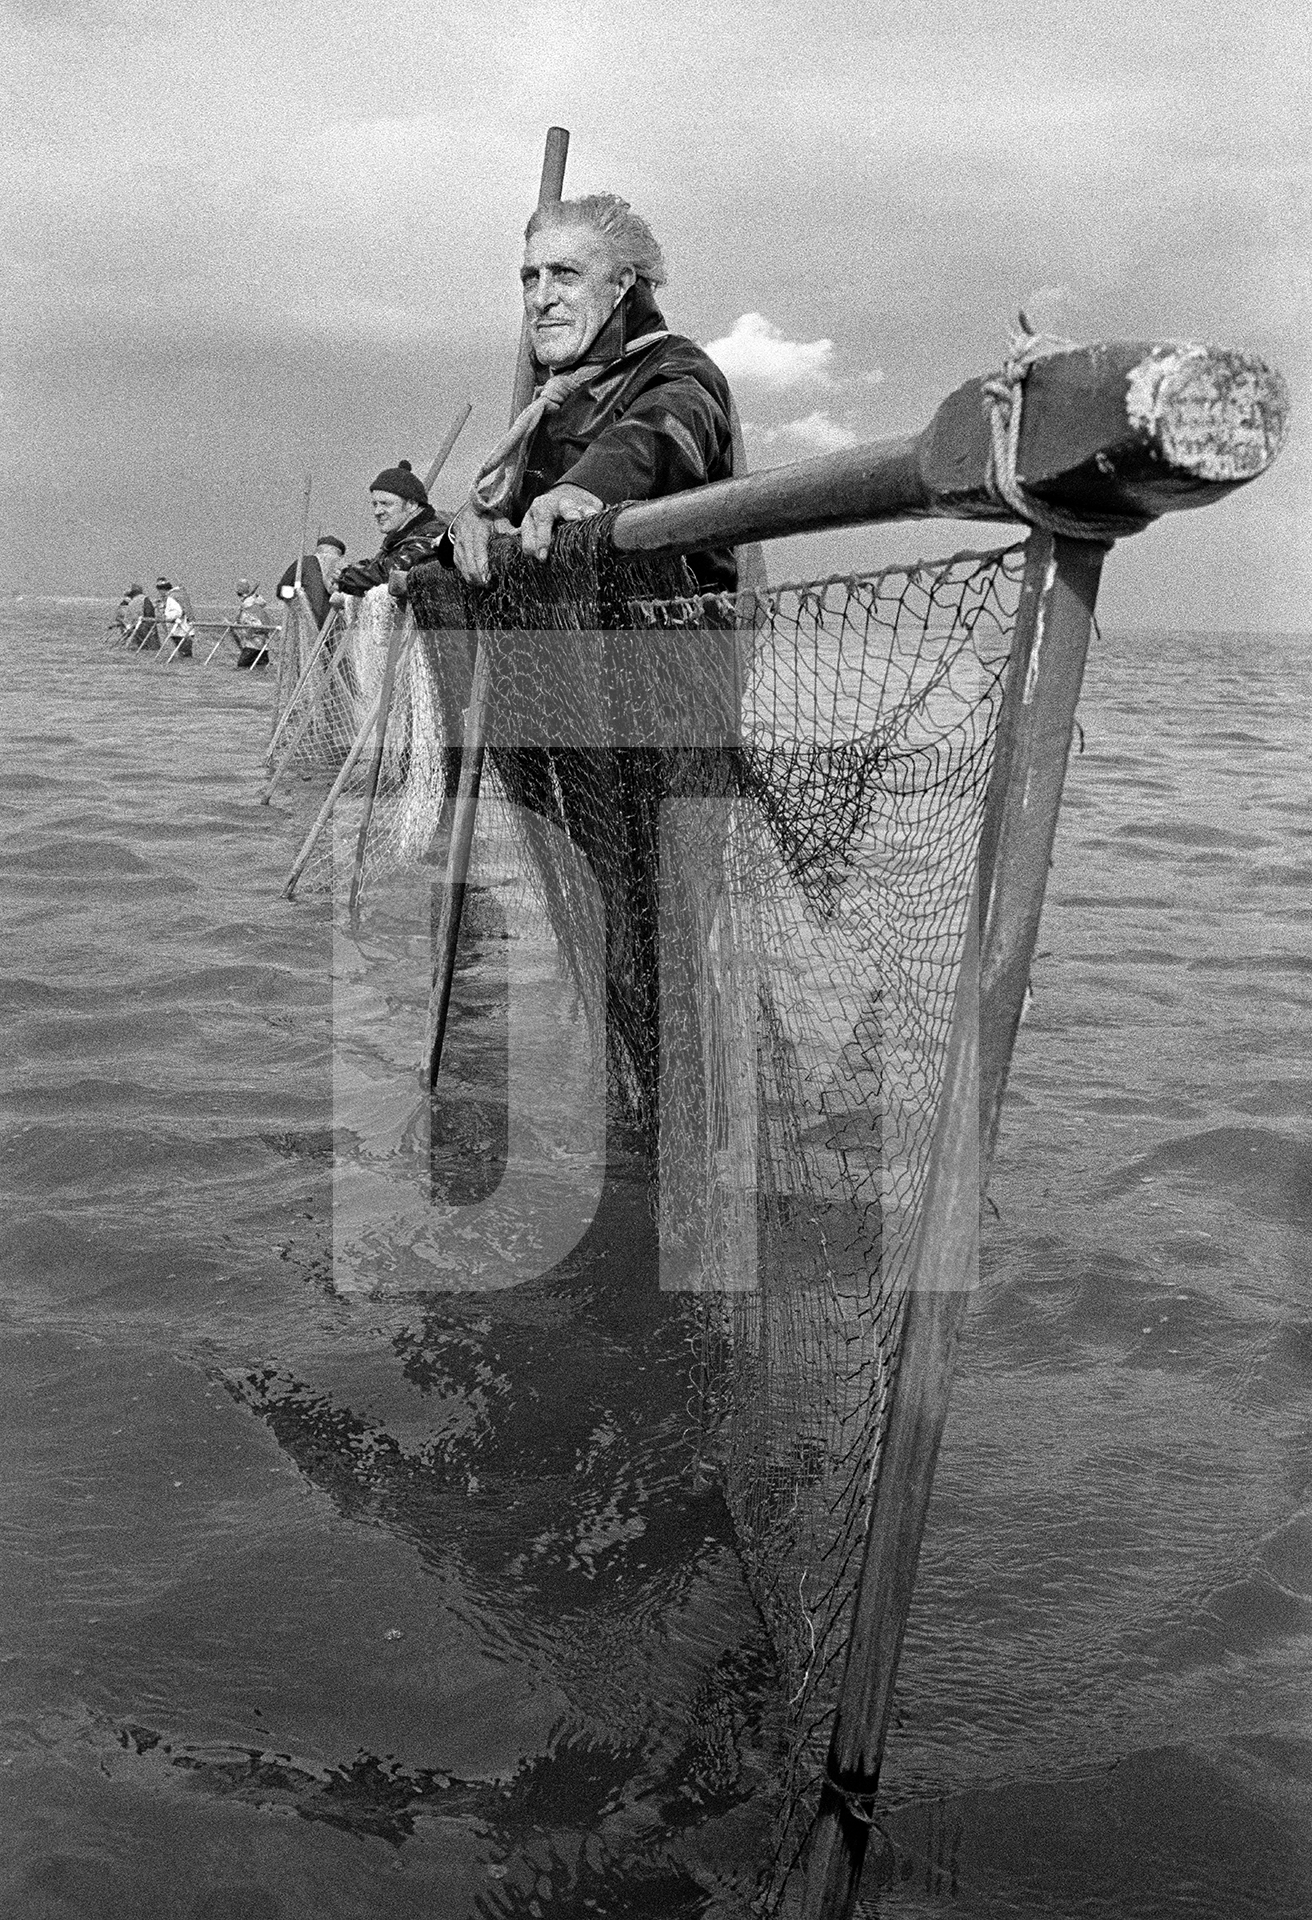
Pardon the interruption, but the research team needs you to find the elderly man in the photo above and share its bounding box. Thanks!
[334,462,450,600]
[442,194,736,593]
[277,534,346,629]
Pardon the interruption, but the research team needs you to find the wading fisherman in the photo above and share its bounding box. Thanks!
[120,583,153,647]
[233,578,273,668]
[155,576,196,658]
[331,464,451,603]
[419,195,743,1158]
[276,533,346,629]
[440,193,737,592]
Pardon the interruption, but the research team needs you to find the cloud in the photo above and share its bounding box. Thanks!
[743,412,862,460]
[705,313,838,390]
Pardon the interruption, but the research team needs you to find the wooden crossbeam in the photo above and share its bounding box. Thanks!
[606,341,1287,555]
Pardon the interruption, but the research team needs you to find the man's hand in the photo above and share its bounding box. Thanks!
[519,484,605,562]
[387,567,409,603]
[449,504,512,586]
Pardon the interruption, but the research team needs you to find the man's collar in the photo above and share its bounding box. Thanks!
[533,281,669,384]
[382,501,435,545]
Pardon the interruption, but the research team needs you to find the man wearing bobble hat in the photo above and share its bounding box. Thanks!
[332,460,451,601]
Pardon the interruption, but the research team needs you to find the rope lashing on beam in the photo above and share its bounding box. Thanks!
[821,1772,882,1828]
[982,318,1148,545]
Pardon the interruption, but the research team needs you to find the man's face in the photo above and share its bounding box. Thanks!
[316,544,343,585]
[370,491,417,535]
[521,220,630,370]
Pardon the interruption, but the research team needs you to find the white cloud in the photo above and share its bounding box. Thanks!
[743,412,862,460]
[705,313,838,390]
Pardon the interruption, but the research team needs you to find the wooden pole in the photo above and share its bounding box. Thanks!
[268,594,339,754]
[605,342,1287,559]
[797,533,1106,1919]
[423,125,569,1088]
[269,473,314,731]
[509,130,570,420]
[261,604,342,795]
[423,400,473,493]
[281,662,406,900]
[346,611,410,913]
[270,600,296,739]
[422,639,490,1085]
[202,623,235,665]
[345,400,474,917]
[294,471,312,597]
[159,620,190,666]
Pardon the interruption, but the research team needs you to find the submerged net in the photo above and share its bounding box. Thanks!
[265,587,466,896]
[292,522,1024,1898]
[399,521,1025,1897]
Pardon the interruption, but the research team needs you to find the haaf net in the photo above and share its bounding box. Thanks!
[269,585,463,897]
[399,518,1024,1895]
[268,595,335,750]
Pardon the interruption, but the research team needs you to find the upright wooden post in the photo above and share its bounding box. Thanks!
[269,473,314,735]
[261,605,343,796]
[281,644,413,900]
[424,126,569,1087]
[798,532,1106,1919]
[509,130,570,418]
[293,471,312,597]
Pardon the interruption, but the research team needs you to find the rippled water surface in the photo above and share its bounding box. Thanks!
[1,600,1309,1920]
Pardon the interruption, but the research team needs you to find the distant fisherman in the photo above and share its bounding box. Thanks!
[277,533,347,629]
[233,578,272,669]
[155,576,196,658]
[332,464,451,602]
[120,583,154,648]
[441,193,737,592]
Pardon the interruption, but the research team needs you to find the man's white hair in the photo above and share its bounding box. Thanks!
[525,193,667,289]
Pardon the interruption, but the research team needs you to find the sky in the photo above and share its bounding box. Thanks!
[2,0,1308,629]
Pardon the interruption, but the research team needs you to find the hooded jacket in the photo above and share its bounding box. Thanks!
[335,502,451,598]
[450,281,737,594]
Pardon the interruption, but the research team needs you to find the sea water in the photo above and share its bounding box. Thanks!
[0,600,1308,1919]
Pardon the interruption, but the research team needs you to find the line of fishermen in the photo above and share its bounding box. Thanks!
[276,190,738,628]
[114,545,353,668]
[119,193,737,672]
[113,571,302,668]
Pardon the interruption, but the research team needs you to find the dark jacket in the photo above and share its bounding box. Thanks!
[277,553,331,627]
[122,592,154,641]
[336,502,451,598]
[450,282,737,594]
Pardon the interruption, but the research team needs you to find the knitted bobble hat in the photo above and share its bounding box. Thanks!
[368,459,427,506]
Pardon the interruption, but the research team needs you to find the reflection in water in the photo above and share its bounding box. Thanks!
[0,607,1309,1917]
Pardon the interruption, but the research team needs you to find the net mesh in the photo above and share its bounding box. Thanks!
[282,523,1025,1899]
[265,588,465,896]
[409,524,1023,1897]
